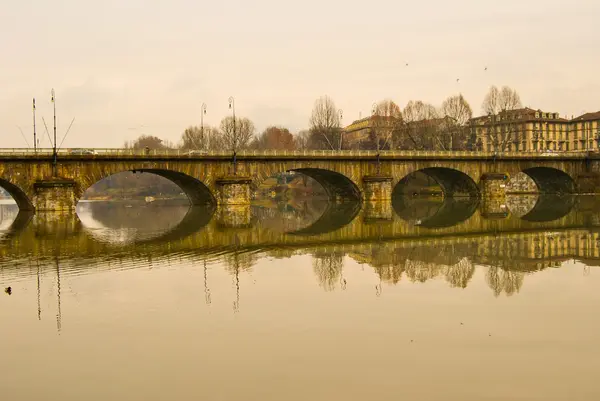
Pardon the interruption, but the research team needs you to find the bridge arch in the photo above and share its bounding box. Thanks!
[522,167,576,194]
[80,169,216,206]
[253,167,362,202]
[0,178,34,211]
[393,167,480,199]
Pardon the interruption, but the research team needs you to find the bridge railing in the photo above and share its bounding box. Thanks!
[0,148,593,158]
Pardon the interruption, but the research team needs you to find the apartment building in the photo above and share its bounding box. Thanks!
[471,108,600,152]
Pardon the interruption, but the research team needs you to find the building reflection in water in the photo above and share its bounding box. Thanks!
[2,193,600,318]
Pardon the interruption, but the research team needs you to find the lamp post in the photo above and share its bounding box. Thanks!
[201,103,207,151]
[229,96,237,175]
[372,103,381,174]
[338,109,343,150]
[32,98,37,151]
[51,89,57,175]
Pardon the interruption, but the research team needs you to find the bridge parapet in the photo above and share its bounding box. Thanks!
[0,148,593,160]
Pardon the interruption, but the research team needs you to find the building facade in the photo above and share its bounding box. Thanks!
[471,108,600,152]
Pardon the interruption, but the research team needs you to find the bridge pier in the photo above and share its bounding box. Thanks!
[33,179,79,212]
[480,173,509,219]
[215,177,252,205]
[362,175,392,201]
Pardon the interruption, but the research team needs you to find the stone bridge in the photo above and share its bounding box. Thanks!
[1,148,600,211]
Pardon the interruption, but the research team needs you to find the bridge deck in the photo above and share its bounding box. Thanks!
[0,148,595,161]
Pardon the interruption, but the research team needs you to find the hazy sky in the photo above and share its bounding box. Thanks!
[1,0,599,148]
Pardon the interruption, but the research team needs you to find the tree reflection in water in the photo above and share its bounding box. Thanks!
[312,252,345,292]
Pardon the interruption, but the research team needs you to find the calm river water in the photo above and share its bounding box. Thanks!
[2,196,600,400]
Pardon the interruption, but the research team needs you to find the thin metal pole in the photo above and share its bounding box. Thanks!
[33,98,37,151]
[52,89,57,175]
[201,103,207,151]
[229,96,237,175]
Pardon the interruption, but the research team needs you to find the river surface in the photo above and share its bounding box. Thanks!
[2,196,600,400]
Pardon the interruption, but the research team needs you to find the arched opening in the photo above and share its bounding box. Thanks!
[394,168,480,199]
[393,196,479,228]
[289,168,362,202]
[254,171,329,201]
[81,170,215,205]
[522,167,576,194]
[0,179,34,211]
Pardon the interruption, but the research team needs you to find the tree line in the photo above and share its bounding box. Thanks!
[124,85,522,153]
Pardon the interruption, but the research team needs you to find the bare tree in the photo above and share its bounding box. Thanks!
[180,125,220,151]
[368,99,402,151]
[399,100,439,150]
[294,130,311,150]
[498,86,522,111]
[482,85,522,114]
[438,94,473,150]
[309,96,342,150]
[219,116,255,152]
[482,85,501,115]
[481,85,523,151]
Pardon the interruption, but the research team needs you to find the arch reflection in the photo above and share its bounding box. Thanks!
[393,196,479,228]
[520,194,576,222]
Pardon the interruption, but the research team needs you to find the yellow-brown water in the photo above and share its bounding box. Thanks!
[2,197,600,400]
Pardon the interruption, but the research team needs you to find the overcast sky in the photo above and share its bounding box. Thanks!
[1,0,599,148]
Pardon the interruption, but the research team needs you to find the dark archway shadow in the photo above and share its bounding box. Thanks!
[520,194,575,222]
[131,169,215,205]
[0,179,34,211]
[136,205,216,245]
[290,168,361,202]
[395,168,480,198]
[522,167,576,194]
[286,200,362,236]
[83,169,215,208]
[393,196,479,228]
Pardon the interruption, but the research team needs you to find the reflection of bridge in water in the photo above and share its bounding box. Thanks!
[2,195,600,269]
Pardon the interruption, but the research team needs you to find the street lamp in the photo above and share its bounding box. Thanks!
[51,89,57,175]
[372,103,381,174]
[338,109,343,150]
[201,103,207,151]
[228,96,237,175]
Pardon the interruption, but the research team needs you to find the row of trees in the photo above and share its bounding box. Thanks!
[125,85,523,153]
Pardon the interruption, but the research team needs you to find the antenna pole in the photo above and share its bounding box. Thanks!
[52,89,57,175]
[33,98,37,151]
